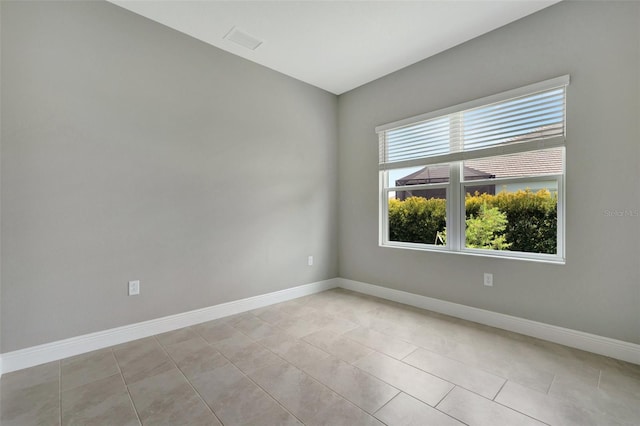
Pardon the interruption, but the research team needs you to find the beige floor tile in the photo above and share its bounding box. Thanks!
[496,380,631,426]
[128,368,220,425]
[60,349,119,391]
[411,332,555,393]
[330,307,397,330]
[303,329,373,364]
[273,299,318,317]
[61,373,139,426]
[164,337,228,380]
[302,356,399,414]
[59,348,107,366]
[194,320,244,344]
[274,310,358,338]
[489,359,555,393]
[210,381,282,426]
[317,314,362,335]
[303,291,381,319]
[113,337,174,385]
[231,315,282,340]
[0,361,59,392]
[216,335,282,374]
[516,338,604,381]
[252,305,293,324]
[354,351,453,406]
[549,372,640,424]
[0,376,60,426]
[599,365,640,399]
[367,304,439,332]
[191,363,253,404]
[240,403,301,426]
[220,312,255,327]
[374,392,463,426]
[248,359,343,423]
[5,290,640,426]
[212,330,255,352]
[344,326,417,359]
[404,348,506,399]
[438,386,545,426]
[307,397,385,426]
[156,327,200,347]
[259,332,330,369]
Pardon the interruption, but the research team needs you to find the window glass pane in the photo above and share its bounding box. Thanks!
[388,193,447,245]
[387,164,450,188]
[463,148,563,181]
[464,183,557,254]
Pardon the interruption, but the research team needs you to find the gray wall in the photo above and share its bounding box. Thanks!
[338,1,640,344]
[0,2,3,354]
[1,1,338,352]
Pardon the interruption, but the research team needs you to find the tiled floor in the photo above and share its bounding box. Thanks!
[2,288,639,425]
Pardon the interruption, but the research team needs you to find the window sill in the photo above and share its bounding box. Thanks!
[380,242,566,265]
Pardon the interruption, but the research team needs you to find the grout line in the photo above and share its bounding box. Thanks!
[492,378,508,401]
[372,391,401,416]
[192,317,307,425]
[47,290,586,426]
[546,373,556,394]
[229,359,306,425]
[205,335,306,424]
[228,320,386,424]
[597,369,602,389]
[401,346,419,361]
[202,293,543,426]
[112,348,143,426]
[247,296,496,421]
[153,336,225,426]
[464,383,553,426]
[492,397,553,426]
[434,384,456,408]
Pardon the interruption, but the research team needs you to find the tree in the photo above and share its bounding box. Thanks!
[465,203,510,250]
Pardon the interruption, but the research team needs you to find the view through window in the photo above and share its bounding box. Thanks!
[377,76,568,262]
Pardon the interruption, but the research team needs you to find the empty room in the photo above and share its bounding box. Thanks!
[1,0,639,425]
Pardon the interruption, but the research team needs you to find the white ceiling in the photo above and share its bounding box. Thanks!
[109,0,559,95]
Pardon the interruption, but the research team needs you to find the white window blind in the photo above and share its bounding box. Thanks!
[377,75,569,170]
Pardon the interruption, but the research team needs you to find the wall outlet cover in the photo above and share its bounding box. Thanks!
[128,280,140,296]
[484,273,493,287]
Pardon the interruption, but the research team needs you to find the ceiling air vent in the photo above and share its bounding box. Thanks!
[224,27,263,51]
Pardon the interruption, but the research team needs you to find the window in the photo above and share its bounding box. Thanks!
[377,76,568,262]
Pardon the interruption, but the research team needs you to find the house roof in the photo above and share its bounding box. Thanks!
[465,148,563,179]
[396,165,492,185]
[396,148,563,185]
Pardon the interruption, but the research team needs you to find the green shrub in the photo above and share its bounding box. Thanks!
[465,203,511,250]
[388,197,446,244]
[388,189,557,254]
[466,189,557,253]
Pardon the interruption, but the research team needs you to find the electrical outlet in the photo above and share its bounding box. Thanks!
[128,280,140,296]
[483,273,493,287]
[308,255,314,266]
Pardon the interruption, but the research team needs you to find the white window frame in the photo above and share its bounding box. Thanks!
[377,76,568,264]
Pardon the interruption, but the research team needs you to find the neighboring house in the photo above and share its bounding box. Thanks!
[395,148,563,200]
[395,165,494,200]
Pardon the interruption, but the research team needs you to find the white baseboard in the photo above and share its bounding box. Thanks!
[2,276,637,376]
[0,278,338,375]
[337,278,640,365]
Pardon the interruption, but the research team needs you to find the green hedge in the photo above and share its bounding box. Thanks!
[388,197,446,244]
[388,189,557,253]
